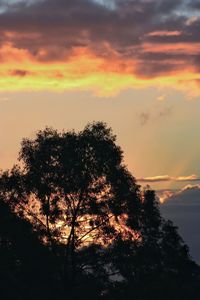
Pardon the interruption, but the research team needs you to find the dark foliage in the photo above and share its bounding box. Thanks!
[0,196,60,300]
[0,122,199,299]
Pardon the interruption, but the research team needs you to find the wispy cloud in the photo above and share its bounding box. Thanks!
[138,174,200,183]
[139,106,173,126]
[176,175,200,181]
[139,112,151,126]
[138,175,171,182]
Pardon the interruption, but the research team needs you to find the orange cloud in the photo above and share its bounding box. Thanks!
[142,42,200,55]
[0,42,199,97]
[0,0,199,96]
[147,31,182,37]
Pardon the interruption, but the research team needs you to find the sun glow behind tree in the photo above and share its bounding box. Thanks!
[1,121,200,300]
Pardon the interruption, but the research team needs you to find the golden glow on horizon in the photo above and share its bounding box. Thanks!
[0,43,200,96]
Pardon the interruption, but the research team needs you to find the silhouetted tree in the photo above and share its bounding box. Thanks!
[0,121,200,299]
[0,122,142,297]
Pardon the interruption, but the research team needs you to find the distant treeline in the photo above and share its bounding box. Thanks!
[0,122,199,300]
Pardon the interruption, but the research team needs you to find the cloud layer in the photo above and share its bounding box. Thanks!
[0,0,200,94]
[160,184,200,263]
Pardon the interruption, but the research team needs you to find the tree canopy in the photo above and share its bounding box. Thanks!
[0,122,199,300]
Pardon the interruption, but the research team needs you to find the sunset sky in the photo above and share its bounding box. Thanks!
[1,0,200,191]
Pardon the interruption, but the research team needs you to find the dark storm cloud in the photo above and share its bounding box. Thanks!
[0,0,199,77]
[189,0,200,9]
[0,0,184,48]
